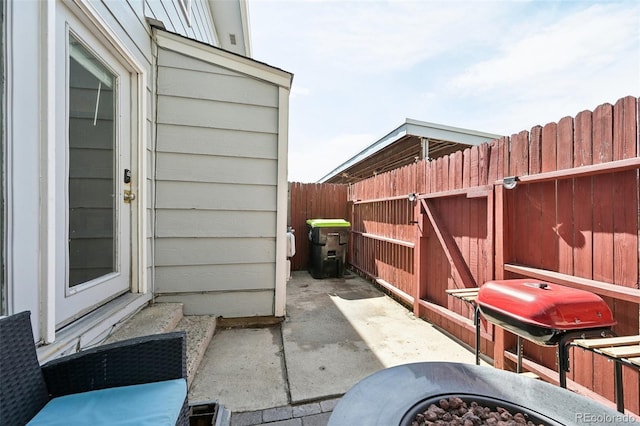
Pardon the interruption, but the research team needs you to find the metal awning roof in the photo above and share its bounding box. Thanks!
[318,119,502,184]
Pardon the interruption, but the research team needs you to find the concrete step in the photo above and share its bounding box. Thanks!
[105,302,184,343]
[176,315,217,387]
[103,302,217,387]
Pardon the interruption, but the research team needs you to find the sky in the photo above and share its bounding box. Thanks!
[247,0,640,183]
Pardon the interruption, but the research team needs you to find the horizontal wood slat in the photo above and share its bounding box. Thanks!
[575,336,640,349]
[445,288,479,303]
[503,263,640,304]
[495,156,640,185]
[600,346,640,359]
[351,231,415,248]
[445,288,480,295]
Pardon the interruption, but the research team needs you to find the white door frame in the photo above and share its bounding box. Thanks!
[39,0,147,342]
[56,19,132,325]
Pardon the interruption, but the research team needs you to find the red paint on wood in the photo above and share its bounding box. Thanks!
[593,104,614,165]
[511,130,529,176]
[477,197,489,308]
[557,117,574,170]
[479,143,490,186]
[497,137,507,180]
[556,117,574,279]
[488,141,499,182]
[469,197,479,316]
[529,126,542,175]
[454,151,463,190]
[540,182,558,272]
[541,122,558,173]
[527,184,543,271]
[592,170,615,401]
[458,148,473,327]
[463,148,472,189]
[572,109,595,391]
[493,185,516,370]
[612,97,640,413]
[470,146,480,187]
[574,111,593,167]
[422,199,477,290]
[449,152,458,190]
[442,156,450,192]
[614,96,638,159]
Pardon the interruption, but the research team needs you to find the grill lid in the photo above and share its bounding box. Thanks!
[477,279,616,331]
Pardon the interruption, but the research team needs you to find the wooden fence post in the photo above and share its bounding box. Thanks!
[413,200,426,316]
[493,184,516,370]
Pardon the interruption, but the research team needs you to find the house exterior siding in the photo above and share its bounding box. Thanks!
[2,0,284,357]
[153,31,291,316]
[145,0,218,46]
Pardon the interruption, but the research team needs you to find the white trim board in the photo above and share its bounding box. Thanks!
[274,86,290,317]
[154,29,292,89]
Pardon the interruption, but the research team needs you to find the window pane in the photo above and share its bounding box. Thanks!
[68,34,117,287]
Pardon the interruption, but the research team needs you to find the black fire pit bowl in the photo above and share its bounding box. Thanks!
[328,362,626,425]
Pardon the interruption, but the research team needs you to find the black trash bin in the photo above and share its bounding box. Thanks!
[306,219,350,279]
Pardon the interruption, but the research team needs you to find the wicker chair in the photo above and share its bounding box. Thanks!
[0,311,189,426]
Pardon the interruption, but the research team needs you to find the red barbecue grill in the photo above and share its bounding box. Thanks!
[476,279,616,393]
[478,279,616,346]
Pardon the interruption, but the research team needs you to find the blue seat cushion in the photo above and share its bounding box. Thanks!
[28,378,186,426]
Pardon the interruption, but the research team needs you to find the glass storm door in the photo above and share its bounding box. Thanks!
[56,6,132,327]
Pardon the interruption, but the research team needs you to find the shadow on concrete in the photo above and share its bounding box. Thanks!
[189,270,484,413]
[283,271,386,403]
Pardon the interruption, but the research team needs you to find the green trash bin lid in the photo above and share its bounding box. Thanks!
[306,218,351,228]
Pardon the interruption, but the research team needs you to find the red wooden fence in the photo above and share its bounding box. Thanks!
[349,96,639,414]
[288,182,349,271]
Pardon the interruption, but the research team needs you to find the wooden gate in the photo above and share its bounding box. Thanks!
[288,182,349,271]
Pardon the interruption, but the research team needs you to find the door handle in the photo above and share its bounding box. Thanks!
[124,190,136,203]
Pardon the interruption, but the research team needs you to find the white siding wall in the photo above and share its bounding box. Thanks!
[5,0,42,332]
[154,46,281,316]
[5,0,225,341]
[145,0,217,45]
[6,0,269,342]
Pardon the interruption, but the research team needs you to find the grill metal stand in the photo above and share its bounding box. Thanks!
[445,288,482,365]
[557,329,616,389]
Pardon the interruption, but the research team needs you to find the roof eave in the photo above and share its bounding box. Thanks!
[318,119,502,183]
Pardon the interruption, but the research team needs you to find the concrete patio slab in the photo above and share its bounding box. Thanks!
[282,271,485,404]
[189,327,289,412]
[190,270,485,423]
